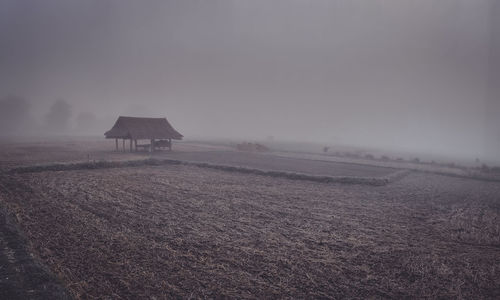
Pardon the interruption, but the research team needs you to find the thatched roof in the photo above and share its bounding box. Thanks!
[104,116,183,140]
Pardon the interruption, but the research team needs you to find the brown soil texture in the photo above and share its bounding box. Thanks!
[0,203,70,299]
[1,164,499,299]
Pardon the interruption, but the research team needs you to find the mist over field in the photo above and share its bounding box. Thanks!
[2,2,500,298]
[1,0,499,161]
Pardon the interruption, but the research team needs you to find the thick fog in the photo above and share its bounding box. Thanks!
[1,0,499,161]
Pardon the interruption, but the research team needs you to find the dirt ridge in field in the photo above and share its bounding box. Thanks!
[7,158,411,186]
[0,199,71,300]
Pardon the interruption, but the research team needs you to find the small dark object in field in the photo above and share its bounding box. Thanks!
[236,142,269,152]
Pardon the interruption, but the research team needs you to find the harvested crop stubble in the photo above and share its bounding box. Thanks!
[0,198,71,299]
[0,165,499,298]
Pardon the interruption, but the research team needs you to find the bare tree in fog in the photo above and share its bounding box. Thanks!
[0,95,34,135]
[45,99,72,133]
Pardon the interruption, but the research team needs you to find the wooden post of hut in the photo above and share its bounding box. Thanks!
[122,139,125,152]
[115,138,118,151]
[129,138,132,152]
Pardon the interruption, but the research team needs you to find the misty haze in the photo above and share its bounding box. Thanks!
[0,1,499,299]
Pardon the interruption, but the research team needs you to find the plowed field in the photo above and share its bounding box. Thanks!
[1,162,499,298]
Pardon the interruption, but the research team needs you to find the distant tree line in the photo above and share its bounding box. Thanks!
[0,95,103,136]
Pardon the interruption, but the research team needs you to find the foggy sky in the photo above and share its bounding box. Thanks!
[1,0,499,160]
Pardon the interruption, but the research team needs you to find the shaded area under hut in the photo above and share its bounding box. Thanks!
[104,116,183,152]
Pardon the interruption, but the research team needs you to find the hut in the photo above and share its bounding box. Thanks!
[104,116,183,152]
